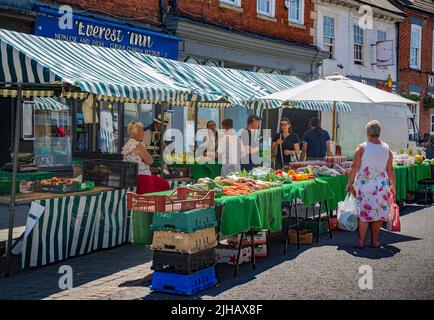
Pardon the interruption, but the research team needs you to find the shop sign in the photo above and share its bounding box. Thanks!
[35,7,180,59]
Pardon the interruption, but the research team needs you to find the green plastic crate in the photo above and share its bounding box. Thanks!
[290,216,329,237]
[0,179,19,195]
[0,171,53,182]
[151,207,217,233]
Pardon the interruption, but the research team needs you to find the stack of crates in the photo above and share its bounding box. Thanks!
[149,205,218,295]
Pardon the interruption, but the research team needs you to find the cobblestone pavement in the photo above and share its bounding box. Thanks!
[0,204,433,300]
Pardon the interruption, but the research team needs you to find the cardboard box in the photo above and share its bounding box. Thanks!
[215,247,252,265]
[289,229,313,245]
[254,244,267,257]
[227,231,267,247]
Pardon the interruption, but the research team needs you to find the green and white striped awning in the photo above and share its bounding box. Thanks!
[136,54,351,111]
[0,28,192,104]
[33,97,69,111]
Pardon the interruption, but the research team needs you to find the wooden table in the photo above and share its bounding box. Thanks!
[0,187,114,207]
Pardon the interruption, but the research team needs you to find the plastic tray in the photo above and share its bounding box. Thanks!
[151,248,216,274]
[127,187,215,213]
[151,266,217,296]
[151,207,217,233]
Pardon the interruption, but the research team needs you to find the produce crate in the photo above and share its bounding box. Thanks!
[0,171,53,183]
[227,231,267,247]
[151,207,217,233]
[78,180,95,191]
[40,183,80,194]
[289,229,313,245]
[83,159,137,189]
[291,217,329,236]
[127,187,215,213]
[215,246,252,265]
[151,227,217,254]
[0,179,19,195]
[151,266,217,296]
[151,248,216,274]
[254,244,267,258]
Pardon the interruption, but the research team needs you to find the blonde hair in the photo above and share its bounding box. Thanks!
[366,120,381,138]
[127,121,144,137]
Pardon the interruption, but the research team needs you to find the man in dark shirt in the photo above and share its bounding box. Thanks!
[240,115,262,172]
[301,117,331,160]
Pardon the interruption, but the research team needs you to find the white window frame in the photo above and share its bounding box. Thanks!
[323,16,335,59]
[288,0,304,25]
[220,0,241,7]
[257,0,275,17]
[410,24,422,69]
[353,25,364,65]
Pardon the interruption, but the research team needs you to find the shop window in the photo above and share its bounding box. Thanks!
[288,0,304,25]
[34,105,72,169]
[353,25,364,65]
[123,103,154,144]
[220,0,241,7]
[257,0,275,17]
[98,101,119,154]
[410,24,422,69]
[323,16,335,59]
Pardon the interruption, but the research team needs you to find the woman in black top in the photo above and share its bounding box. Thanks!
[271,117,300,169]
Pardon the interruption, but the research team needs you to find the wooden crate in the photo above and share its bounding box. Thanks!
[151,227,217,254]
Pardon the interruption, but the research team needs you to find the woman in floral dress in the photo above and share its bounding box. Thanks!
[346,121,396,248]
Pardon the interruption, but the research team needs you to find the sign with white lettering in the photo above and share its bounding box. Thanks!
[35,7,180,59]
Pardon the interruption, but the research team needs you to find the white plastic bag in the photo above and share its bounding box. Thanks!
[337,194,359,232]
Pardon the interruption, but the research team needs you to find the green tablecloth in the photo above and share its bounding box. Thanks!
[319,175,349,211]
[281,179,335,206]
[394,166,408,201]
[406,163,431,192]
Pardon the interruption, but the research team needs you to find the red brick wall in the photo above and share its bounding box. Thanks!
[41,0,162,26]
[398,10,434,136]
[175,0,315,45]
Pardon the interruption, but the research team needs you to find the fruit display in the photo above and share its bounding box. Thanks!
[40,177,80,186]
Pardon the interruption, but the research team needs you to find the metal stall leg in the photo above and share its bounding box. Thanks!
[316,202,322,243]
[283,201,293,254]
[294,201,300,250]
[325,200,333,239]
[234,232,245,278]
[250,228,256,270]
[215,204,224,243]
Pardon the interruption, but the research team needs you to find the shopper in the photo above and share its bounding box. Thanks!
[143,114,170,152]
[202,120,218,159]
[240,115,262,172]
[346,120,396,249]
[271,117,300,169]
[300,117,331,161]
[122,121,169,194]
[218,118,245,177]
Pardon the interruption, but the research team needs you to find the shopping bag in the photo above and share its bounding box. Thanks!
[337,194,358,232]
[385,197,400,232]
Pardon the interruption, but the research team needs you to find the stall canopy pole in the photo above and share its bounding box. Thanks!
[5,85,22,277]
[160,103,166,178]
[92,95,97,151]
[331,101,337,142]
[193,101,199,150]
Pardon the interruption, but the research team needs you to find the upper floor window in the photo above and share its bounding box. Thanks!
[220,0,241,7]
[323,16,335,59]
[353,25,364,65]
[288,0,304,24]
[377,30,387,42]
[257,0,275,17]
[410,24,422,69]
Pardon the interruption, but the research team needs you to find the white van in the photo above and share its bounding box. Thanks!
[321,103,417,159]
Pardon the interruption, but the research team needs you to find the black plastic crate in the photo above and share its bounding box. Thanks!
[151,248,216,274]
[73,151,123,161]
[83,159,138,188]
[163,167,192,179]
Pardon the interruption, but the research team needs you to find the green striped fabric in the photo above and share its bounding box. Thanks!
[0,28,192,105]
[33,97,69,111]
[21,189,131,269]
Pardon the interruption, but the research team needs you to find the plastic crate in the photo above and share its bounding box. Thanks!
[151,207,217,233]
[0,179,19,195]
[40,183,81,194]
[83,159,138,189]
[151,227,217,254]
[0,171,54,182]
[151,266,217,296]
[151,248,216,274]
[127,187,215,213]
[291,217,329,236]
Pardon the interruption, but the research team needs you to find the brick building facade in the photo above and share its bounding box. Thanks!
[392,0,434,138]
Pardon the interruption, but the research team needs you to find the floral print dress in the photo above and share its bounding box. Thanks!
[355,141,391,222]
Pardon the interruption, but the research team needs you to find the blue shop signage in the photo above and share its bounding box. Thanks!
[35,7,180,59]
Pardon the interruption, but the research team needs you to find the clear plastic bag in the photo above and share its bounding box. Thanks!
[337,194,359,232]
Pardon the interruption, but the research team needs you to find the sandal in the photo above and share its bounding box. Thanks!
[370,242,381,248]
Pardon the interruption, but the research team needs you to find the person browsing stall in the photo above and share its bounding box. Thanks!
[271,117,300,169]
[143,114,170,152]
[122,121,169,194]
[218,118,245,177]
[300,117,331,161]
[346,120,396,249]
[202,120,218,159]
[240,115,262,172]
